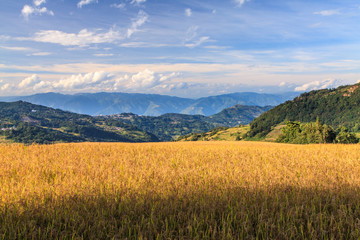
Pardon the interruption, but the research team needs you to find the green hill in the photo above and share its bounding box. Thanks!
[247,83,360,138]
[102,113,214,141]
[102,105,270,141]
[207,105,272,127]
[0,101,158,144]
[177,125,250,142]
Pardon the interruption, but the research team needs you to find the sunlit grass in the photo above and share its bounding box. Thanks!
[1,142,360,239]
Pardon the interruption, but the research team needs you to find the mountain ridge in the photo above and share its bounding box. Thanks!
[0,101,158,144]
[100,104,271,141]
[0,91,297,116]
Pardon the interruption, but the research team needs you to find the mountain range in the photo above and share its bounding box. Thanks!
[102,105,271,141]
[0,101,158,144]
[0,92,298,116]
[0,101,271,143]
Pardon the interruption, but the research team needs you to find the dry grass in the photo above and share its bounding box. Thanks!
[1,142,360,239]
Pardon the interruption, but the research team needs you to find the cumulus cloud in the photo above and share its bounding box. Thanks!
[294,79,338,92]
[1,83,10,91]
[126,69,180,90]
[77,0,98,8]
[33,0,46,6]
[13,70,180,94]
[127,10,149,38]
[16,72,115,92]
[234,0,250,7]
[53,72,114,89]
[18,74,41,88]
[314,10,340,16]
[21,4,54,19]
[185,8,192,17]
[126,69,157,89]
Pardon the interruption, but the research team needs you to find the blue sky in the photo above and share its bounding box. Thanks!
[0,0,360,97]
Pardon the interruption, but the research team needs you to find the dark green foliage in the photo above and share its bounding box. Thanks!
[248,84,360,138]
[4,123,83,144]
[277,120,337,144]
[0,101,158,144]
[277,119,358,144]
[336,126,359,144]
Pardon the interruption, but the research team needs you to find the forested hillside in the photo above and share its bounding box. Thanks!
[101,105,270,141]
[0,101,158,144]
[248,84,360,138]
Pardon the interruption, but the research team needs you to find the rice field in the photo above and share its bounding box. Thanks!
[1,142,360,239]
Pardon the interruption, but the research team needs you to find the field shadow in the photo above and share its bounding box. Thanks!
[2,185,360,239]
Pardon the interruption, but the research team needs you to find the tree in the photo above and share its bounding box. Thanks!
[336,126,358,144]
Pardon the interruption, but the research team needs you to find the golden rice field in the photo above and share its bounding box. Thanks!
[1,142,360,239]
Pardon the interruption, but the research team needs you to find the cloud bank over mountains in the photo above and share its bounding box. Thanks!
[1,0,360,97]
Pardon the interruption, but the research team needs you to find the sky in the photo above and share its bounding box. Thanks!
[0,0,360,98]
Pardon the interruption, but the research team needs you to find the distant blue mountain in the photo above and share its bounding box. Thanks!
[0,92,298,116]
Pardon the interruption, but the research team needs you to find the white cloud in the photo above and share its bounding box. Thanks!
[279,81,286,87]
[1,83,10,91]
[314,10,340,16]
[126,69,180,90]
[30,28,124,47]
[94,53,114,57]
[111,3,125,9]
[12,70,180,93]
[0,35,11,41]
[21,4,54,19]
[16,72,115,92]
[234,0,250,7]
[130,0,146,6]
[33,0,46,6]
[77,0,98,8]
[185,26,199,42]
[126,69,156,89]
[184,26,210,48]
[18,74,41,88]
[27,11,148,46]
[31,52,52,56]
[1,46,33,51]
[185,36,210,48]
[127,10,149,38]
[294,79,338,92]
[53,72,114,89]
[185,8,192,17]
